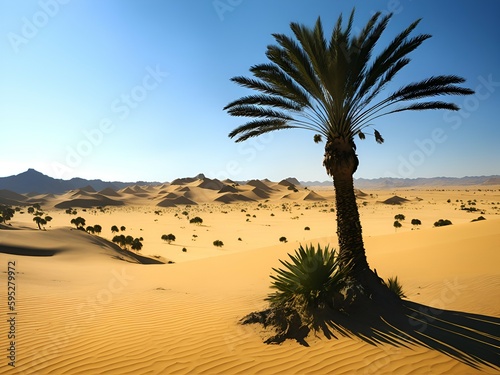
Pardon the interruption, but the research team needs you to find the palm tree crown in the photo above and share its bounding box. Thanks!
[225,9,473,160]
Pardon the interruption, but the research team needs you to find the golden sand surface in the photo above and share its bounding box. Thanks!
[1,180,499,374]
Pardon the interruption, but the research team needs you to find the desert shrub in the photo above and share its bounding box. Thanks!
[112,235,126,247]
[0,206,15,223]
[111,225,119,233]
[304,226,310,231]
[189,216,203,225]
[70,217,86,229]
[93,224,102,235]
[410,218,421,226]
[279,236,288,243]
[434,219,452,227]
[161,234,176,244]
[471,216,486,222]
[213,240,224,247]
[86,226,95,234]
[120,226,126,231]
[182,247,187,252]
[238,237,242,241]
[394,214,405,221]
[131,238,143,251]
[393,221,402,229]
[266,243,347,323]
[385,276,406,299]
[113,235,142,251]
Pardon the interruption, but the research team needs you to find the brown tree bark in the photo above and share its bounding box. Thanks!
[324,137,390,299]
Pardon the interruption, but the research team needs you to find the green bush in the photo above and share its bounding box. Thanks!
[411,218,421,226]
[385,276,406,299]
[471,216,486,222]
[266,244,347,321]
[189,216,203,225]
[161,233,176,244]
[434,219,452,227]
[394,214,405,221]
[213,240,224,247]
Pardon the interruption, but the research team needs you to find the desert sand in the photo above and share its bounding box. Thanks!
[1,178,499,374]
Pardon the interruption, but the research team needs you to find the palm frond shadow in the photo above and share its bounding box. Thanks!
[312,299,500,371]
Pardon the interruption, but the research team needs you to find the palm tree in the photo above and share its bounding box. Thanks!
[33,216,47,230]
[224,9,473,294]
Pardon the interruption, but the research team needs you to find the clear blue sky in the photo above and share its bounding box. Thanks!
[1,0,499,182]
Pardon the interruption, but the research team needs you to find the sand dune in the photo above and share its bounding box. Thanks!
[303,190,327,201]
[3,177,334,209]
[79,185,97,193]
[1,184,499,374]
[218,184,239,194]
[54,195,124,209]
[98,187,122,197]
[380,195,410,205]
[215,192,256,203]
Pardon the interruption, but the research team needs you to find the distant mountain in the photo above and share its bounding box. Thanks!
[300,176,500,189]
[2,169,499,195]
[0,169,159,194]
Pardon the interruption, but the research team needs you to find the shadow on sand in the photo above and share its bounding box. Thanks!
[305,299,500,371]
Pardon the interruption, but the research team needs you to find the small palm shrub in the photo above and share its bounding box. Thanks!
[266,243,347,324]
[385,276,406,299]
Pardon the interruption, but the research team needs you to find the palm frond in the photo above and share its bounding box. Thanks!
[266,243,348,312]
[225,10,474,147]
[224,95,303,112]
[389,75,474,101]
[228,118,293,142]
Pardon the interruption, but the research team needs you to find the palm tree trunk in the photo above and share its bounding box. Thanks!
[333,171,369,278]
[324,138,386,294]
